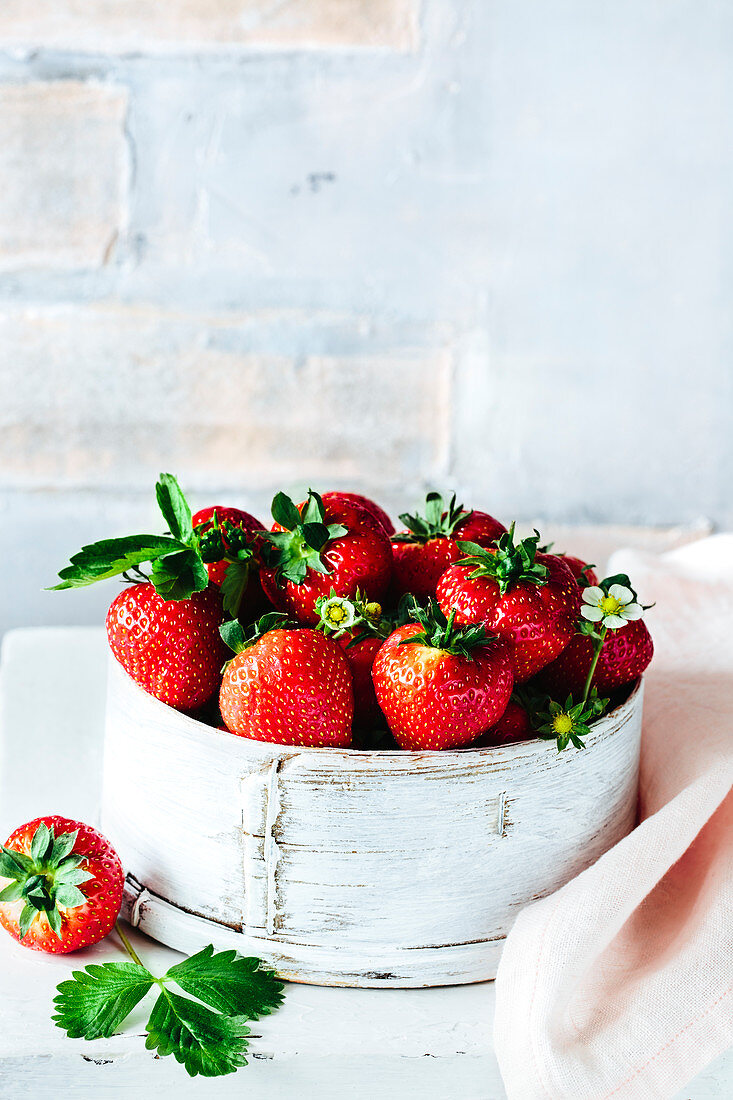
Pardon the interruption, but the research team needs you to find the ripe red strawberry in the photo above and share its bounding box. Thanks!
[192,505,265,587]
[315,591,391,729]
[560,554,598,588]
[391,492,506,600]
[436,526,581,683]
[219,615,353,747]
[537,618,654,697]
[473,699,534,747]
[371,603,514,750]
[192,505,271,622]
[260,491,392,626]
[335,632,383,729]
[321,492,395,536]
[0,817,124,954]
[107,583,226,710]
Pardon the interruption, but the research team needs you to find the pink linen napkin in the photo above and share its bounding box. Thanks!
[494,534,733,1100]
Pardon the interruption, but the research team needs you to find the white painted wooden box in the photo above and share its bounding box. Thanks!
[102,659,643,987]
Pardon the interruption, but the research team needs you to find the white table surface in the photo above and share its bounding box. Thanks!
[0,627,730,1100]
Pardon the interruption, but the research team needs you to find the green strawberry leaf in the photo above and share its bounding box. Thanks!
[149,548,209,601]
[271,492,302,531]
[0,847,32,878]
[0,880,23,902]
[30,823,52,862]
[220,559,251,619]
[49,536,184,590]
[164,945,284,1019]
[145,988,250,1078]
[53,961,155,1039]
[19,903,37,939]
[156,473,194,544]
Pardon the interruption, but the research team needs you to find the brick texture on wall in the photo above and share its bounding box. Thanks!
[0,0,420,52]
[0,0,731,634]
[0,81,128,271]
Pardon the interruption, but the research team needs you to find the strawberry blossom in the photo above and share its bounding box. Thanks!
[580,584,643,630]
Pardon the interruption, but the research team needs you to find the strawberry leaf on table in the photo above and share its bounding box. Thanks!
[52,929,285,1079]
[145,991,251,1078]
[156,472,194,544]
[163,945,284,1018]
[53,962,155,1039]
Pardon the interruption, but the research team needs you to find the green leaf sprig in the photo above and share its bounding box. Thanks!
[392,491,471,544]
[261,490,347,585]
[49,474,259,615]
[398,598,490,659]
[455,522,548,596]
[52,926,284,1079]
[0,823,93,940]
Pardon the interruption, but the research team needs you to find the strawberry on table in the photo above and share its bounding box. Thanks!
[391,492,506,600]
[436,525,581,683]
[371,601,514,751]
[219,614,354,747]
[0,817,124,953]
[537,575,653,697]
[321,492,395,537]
[260,490,392,626]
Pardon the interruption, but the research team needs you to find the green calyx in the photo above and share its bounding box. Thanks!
[219,612,298,658]
[0,823,93,941]
[456,522,548,596]
[393,491,471,545]
[535,689,609,752]
[261,491,347,586]
[49,476,258,615]
[398,598,489,659]
[315,588,392,644]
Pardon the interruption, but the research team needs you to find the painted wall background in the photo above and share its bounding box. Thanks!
[0,1,730,634]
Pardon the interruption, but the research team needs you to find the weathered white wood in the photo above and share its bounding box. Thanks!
[103,658,643,987]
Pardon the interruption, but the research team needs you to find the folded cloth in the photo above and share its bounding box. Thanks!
[494,534,733,1100]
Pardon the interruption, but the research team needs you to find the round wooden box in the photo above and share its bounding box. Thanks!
[102,659,643,988]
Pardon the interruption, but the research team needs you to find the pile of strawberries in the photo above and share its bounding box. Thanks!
[53,476,653,753]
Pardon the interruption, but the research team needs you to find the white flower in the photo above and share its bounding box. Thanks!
[319,596,357,633]
[580,583,643,630]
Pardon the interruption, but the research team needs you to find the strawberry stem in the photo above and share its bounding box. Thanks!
[115,921,147,969]
[581,625,607,704]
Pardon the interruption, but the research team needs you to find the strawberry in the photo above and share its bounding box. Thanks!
[0,817,124,953]
[192,505,264,587]
[315,591,392,729]
[558,554,598,588]
[192,505,271,622]
[260,491,392,626]
[371,602,513,750]
[474,699,533,747]
[537,612,653,697]
[436,526,581,682]
[219,614,353,747]
[321,492,395,537]
[391,492,506,600]
[107,583,226,710]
